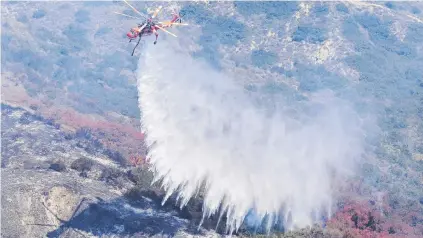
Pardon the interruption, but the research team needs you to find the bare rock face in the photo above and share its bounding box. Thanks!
[1,104,220,238]
[44,186,81,223]
[1,171,53,238]
[1,168,120,238]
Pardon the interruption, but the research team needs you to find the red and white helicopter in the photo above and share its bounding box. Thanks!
[114,0,188,56]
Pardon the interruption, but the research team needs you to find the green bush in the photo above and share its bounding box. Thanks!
[124,166,162,204]
[127,166,155,189]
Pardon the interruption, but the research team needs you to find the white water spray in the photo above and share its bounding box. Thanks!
[136,39,367,234]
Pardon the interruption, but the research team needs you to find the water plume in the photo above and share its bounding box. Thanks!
[136,39,367,234]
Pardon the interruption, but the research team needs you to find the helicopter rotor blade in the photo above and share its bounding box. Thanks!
[152,6,163,19]
[155,24,177,37]
[158,21,170,25]
[159,21,189,26]
[123,0,148,19]
[171,23,189,26]
[113,12,143,20]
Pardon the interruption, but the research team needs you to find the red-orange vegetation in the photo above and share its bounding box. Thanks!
[327,196,423,238]
[129,155,150,167]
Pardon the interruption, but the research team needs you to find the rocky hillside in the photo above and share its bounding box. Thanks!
[2,1,423,237]
[0,104,222,238]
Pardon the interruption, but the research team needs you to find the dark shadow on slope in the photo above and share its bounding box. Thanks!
[124,186,232,235]
[45,197,197,238]
[44,187,236,238]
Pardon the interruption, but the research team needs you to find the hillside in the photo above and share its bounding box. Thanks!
[2,1,423,237]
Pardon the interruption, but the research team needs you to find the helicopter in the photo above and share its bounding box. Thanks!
[114,0,188,56]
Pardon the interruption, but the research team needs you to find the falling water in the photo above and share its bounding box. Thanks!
[136,39,367,234]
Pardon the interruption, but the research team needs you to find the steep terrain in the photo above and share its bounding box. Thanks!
[0,104,220,238]
[1,1,423,237]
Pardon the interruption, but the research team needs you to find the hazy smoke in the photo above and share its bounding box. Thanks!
[136,39,366,234]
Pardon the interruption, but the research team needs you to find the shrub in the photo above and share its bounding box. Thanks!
[49,161,66,172]
[29,104,38,111]
[123,166,164,206]
[79,171,88,178]
[64,133,73,140]
[124,186,142,202]
[100,167,122,183]
[75,128,92,140]
[19,112,32,125]
[123,186,164,207]
[127,166,155,189]
[104,149,127,166]
[18,112,44,125]
[70,157,93,172]
[44,118,60,129]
